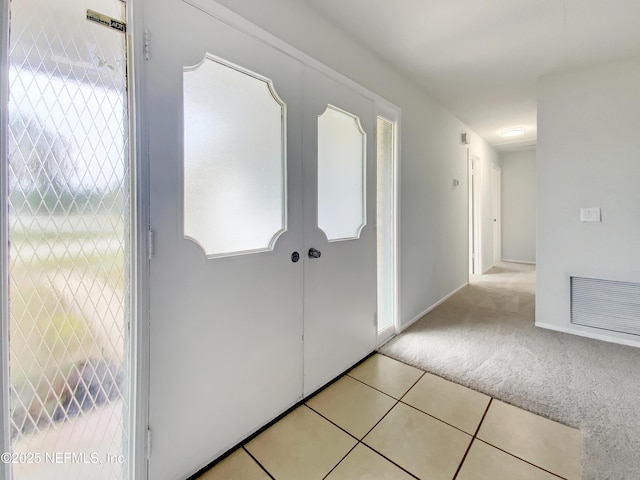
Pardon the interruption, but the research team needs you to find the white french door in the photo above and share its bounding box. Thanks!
[302,67,377,395]
[146,2,376,479]
[146,4,304,480]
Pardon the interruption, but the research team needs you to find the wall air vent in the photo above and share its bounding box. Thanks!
[571,276,640,336]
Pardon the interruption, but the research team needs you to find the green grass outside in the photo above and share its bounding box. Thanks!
[8,214,128,433]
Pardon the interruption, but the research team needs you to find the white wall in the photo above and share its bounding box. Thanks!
[536,56,640,345]
[214,0,499,327]
[500,148,536,263]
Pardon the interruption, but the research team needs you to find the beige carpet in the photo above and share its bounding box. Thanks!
[380,262,640,480]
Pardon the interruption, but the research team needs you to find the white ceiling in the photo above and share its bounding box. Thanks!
[297,0,640,151]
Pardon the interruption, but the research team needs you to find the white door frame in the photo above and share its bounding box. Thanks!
[468,153,481,275]
[376,100,401,346]
[1,1,12,477]
[492,163,502,265]
[126,0,151,478]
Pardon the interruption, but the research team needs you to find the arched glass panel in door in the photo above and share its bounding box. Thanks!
[317,105,366,242]
[183,54,287,257]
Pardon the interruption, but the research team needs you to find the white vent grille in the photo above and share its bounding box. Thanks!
[571,277,640,336]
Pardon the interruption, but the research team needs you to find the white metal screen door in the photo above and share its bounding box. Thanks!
[2,1,134,479]
[145,2,304,479]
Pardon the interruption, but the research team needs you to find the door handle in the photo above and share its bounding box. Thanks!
[308,248,322,259]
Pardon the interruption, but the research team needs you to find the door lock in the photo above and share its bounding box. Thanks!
[291,251,300,263]
[308,248,321,259]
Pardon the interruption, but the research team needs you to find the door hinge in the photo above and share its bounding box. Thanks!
[147,230,154,259]
[146,427,152,459]
[144,30,151,60]
[374,312,378,327]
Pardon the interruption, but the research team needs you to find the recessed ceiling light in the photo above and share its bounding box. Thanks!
[501,127,526,137]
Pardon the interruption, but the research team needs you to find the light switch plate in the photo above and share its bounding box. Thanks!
[580,207,601,222]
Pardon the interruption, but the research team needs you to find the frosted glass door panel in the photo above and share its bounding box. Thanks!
[317,105,366,241]
[377,117,395,332]
[183,55,286,257]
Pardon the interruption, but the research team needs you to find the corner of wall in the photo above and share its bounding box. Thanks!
[536,56,640,341]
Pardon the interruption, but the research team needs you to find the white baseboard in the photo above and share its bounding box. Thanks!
[535,322,640,348]
[401,283,468,332]
[501,259,536,265]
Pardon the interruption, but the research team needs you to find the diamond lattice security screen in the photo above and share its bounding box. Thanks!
[6,1,131,479]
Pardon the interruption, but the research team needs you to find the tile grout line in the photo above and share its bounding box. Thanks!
[357,409,406,473]
[473,438,568,480]
[473,397,493,438]
[357,370,425,440]
[360,398,400,440]
[471,399,569,479]
[320,442,359,480]
[351,372,426,479]
[304,403,361,443]
[305,398,416,479]
[242,446,276,480]
[346,372,422,401]
[310,371,426,480]
[451,397,493,480]
[399,400,478,437]
[395,370,483,438]
[397,371,427,402]
[358,442,421,480]
[305,403,420,480]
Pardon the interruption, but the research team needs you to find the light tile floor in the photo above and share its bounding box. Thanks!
[199,354,583,480]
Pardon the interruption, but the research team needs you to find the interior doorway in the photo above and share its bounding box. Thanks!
[492,164,502,264]
[469,153,481,275]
